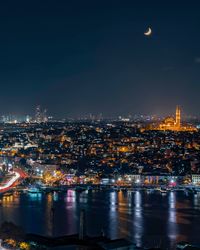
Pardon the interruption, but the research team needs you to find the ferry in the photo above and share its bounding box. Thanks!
[160,188,168,194]
[145,188,154,194]
[156,187,167,194]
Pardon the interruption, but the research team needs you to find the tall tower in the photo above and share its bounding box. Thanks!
[43,109,48,122]
[176,105,181,128]
[35,105,41,123]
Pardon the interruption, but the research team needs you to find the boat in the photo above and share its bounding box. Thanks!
[146,188,154,194]
[155,187,167,194]
[160,189,167,194]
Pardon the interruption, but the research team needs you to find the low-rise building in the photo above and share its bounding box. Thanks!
[191,174,200,185]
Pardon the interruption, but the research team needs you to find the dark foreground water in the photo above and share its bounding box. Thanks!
[1,189,200,249]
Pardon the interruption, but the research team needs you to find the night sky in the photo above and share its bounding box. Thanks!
[0,1,200,117]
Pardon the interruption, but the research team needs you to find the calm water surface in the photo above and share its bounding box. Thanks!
[1,190,200,249]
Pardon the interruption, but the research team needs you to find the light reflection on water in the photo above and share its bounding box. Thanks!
[0,190,199,248]
[167,192,178,248]
[109,191,118,238]
[133,191,143,246]
[28,192,42,201]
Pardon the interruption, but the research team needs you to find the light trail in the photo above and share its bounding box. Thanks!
[0,172,20,191]
[0,239,8,249]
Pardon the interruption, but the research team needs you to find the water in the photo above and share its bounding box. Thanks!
[1,190,200,249]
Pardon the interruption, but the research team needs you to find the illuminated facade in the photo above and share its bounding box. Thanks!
[149,106,197,132]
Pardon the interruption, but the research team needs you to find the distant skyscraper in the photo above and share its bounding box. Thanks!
[35,105,42,123]
[26,115,31,123]
[43,109,48,122]
[35,106,48,123]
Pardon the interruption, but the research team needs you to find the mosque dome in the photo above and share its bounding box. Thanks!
[163,117,176,126]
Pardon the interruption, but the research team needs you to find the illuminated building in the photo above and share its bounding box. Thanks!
[191,174,200,185]
[35,105,42,123]
[148,106,197,132]
[35,105,48,123]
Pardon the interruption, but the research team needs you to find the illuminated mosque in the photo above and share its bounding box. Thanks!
[149,106,197,132]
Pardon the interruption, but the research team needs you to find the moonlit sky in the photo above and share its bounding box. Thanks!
[0,1,200,117]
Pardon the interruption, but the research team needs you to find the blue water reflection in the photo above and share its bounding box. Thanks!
[0,190,199,248]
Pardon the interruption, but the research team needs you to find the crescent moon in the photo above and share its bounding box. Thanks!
[144,27,152,36]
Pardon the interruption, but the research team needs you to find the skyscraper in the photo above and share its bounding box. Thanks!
[35,106,48,123]
[35,105,42,123]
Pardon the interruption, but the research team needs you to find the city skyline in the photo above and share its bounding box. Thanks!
[0,104,200,122]
[0,1,200,116]
[0,2,200,249]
